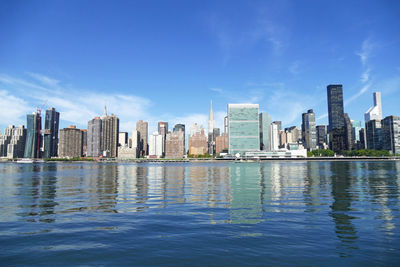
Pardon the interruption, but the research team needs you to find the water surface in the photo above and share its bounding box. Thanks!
[0,161,399,266]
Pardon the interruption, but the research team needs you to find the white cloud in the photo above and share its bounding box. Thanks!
[356,39,374,66]
[361,68,371,83]
[345,84,371,105]
[0,90,31,127]
[26,72,60,87]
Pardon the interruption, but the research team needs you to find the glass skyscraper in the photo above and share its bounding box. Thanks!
[43,107,60,158]
[24,112,42,158]
[228,104,260,156]
[327,84,346,153]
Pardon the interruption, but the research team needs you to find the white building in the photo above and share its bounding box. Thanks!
[189,123,202,137]
[149,131,164,158]
[364,92,382,122]
[271,122,280,151]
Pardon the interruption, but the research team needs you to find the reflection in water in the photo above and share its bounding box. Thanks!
[329,162,358,256]
[0,161,400,263]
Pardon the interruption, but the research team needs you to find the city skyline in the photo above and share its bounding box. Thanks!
[1,1,400,134]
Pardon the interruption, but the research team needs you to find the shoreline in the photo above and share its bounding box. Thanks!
[1,157,399,163]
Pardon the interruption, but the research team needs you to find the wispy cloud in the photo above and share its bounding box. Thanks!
[356,39,374,66]
[288,61,301,75]
[0,73,153,132]
[345,84,371,105]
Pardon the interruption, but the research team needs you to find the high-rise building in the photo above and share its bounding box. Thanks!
[81,129,87,156]
[208,101,215,154]
[24,112,42,158]
[316,125,327,149]
[259,112,272,151]
[279,130,287,148]
[190,123,202,137]
[382,116,400,154]
[158,122,169,136]
[137,120,148,157]
[364,92,382,122]
[189,128,207,156]
[285,126,301,143]
[119,132,128,147]
[228,104,260,156]
[327,84,346,153]
[58,126,83,158]
[344,113,354,150]
[301,109,317,151]
[101,113,119,158]
[359,128,366,149]
[216,133,228,154]
[224,116,228,134]
[7,125,26,159]
[273,121,282,131]
[0,125,14,157]
[352,121,362,144]
[149,131,164,158]
[365,120,382,150]
[165,130,185,158]
[43,107,60,158]
[87,117,102,157]
[271,122,280,151]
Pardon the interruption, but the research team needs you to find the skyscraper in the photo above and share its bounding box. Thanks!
[228,104,260,156]
[327,84,346,153]
[271,122,279,151]
[189,128,207,156]
[58,126,83,158]
[136,120,148,157]
[382,115,400,154]
[165,130,185,158]
[259,112,272,151]
[316,125,327,149]
[344,113,354,150]
[24,112,42,158]
[43,107,60,158]
[364,92,382,122]
[301,109,317,151]
[149,131,164,158]
[365,120,382,150]
[87,117,102,157]
[7,125,26,159]
[101,112,119,158]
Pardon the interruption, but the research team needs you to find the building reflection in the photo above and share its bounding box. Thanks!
[329,162,359,256]
[362,161,399,235]
[229,163,263,224]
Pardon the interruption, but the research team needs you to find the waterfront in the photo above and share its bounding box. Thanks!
[0,161,399,266]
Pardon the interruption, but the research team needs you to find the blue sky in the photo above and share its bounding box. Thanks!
[1,0,399,134]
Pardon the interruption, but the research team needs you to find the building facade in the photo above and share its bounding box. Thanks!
[58,126,83,158]
[24,112,42,158]
[364,92,382,122]
[87,117,102,157]
[216,133,228,154]
[365,120,383,150]
[7,126,27,159]
[149,131,164,158]
[137,120,148,157]
[43,107,60,158]
[259,112,272,151]
[382,116,400,154]
[327,84,346,153]
[165,130,185,158]
[189,129,207,156]
[301,109,317,151]
[228,104,260,156]
[101,114,119,158]
[316,125,327,149]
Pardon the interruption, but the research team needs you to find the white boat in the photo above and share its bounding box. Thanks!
[16,158,34,163]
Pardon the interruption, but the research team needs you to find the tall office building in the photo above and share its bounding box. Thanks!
[87,117,102,157]
[259,112,272,151]
[119,132,128,146]
[344,113,354,150]
[364,92,382,122]
[327,84,346,153]
[158,122,168,137]
[189,128,207,156]
[228,104,260,156]
[285,126,301,143]
[382,116,400,154]
[43,107,60,158]
[136,120,148,157]
[190,123,202,137]
[24,112,42,158]
[301,109,317,151]
[224,116,228,134]
[149,131,164,158]
[81,129,87,156]
[101,112,119,158]
[359,128,366,149]
[273,121,282,131]
[58,126,83,158]
[365,120,382,150]
[7,126,26,159]
[352,120,362,147]
[316,125,327,149]
[165,130,185,158]
[271,122,280,151]
[0,125,13,157]
[216,133,228,154]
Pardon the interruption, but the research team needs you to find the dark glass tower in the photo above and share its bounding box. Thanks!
[43,107,60,158]
[24,112,42,158]
[327,85,346,153]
